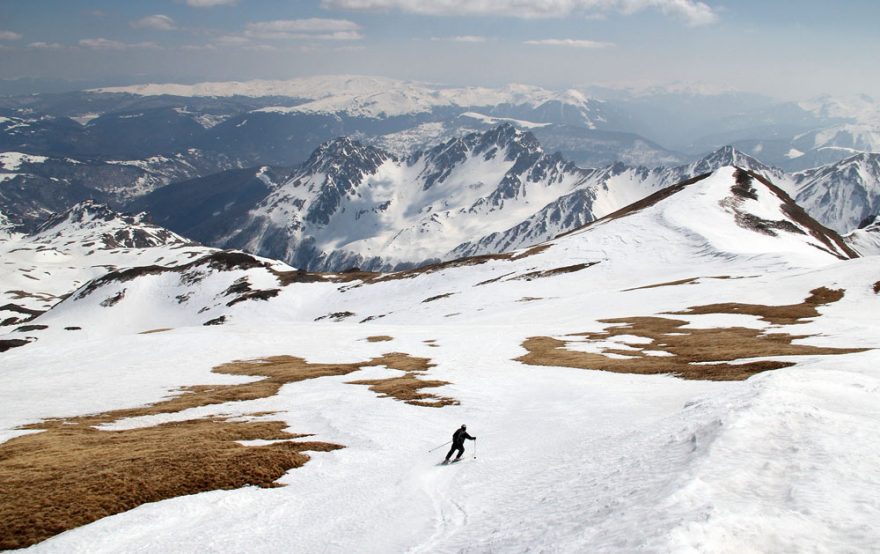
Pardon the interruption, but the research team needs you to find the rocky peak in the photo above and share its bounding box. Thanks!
[691,146,775,176]
[302,136,390,177]
[33,201,191,249]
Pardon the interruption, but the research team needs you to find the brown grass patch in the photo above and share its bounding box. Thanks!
[28,353,444,432]
[0,338,31,353]
[670,287,844,325]
[365,335,393,342]
[624,275,744,292]
[510,262,598,281]
[517,288,865,381]
[624,277,699,291]
[423,292,456,303]
[347,352,456,407]
[873,281,880,294]
[348,375,458,407]
[0,418,341,550]
[4,351,449,548]
[517,316,865,381]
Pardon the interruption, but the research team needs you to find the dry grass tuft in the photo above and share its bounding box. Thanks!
[365,335,393,343]
[517,288,865,381]
[670,287,844,325]
[139,328,172,334]
[510,262,597,281]
[0,419,340,550]
[423,292,456,303]
[624,277,699,291]
[873,281,880,294]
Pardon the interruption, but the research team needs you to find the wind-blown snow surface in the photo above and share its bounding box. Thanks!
[2,168,879,552]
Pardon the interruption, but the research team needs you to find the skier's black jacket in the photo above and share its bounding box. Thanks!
[452,428,475,447]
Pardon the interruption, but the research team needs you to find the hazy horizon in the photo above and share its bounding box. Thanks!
[1,0,878,101]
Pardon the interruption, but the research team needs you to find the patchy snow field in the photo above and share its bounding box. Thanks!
[2,167,879,552]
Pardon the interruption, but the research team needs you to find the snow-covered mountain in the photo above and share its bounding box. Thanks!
[367,112,685,168]
[136,128,784,271]
[0,148,243,231]
[0,201,210,329]
[844,214,880,256]
[3,164,878,553]
[95,75,610,128]
[793,153,880,233]
[16,165,857,338]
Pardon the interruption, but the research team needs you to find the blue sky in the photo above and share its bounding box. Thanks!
[1,0,878,99]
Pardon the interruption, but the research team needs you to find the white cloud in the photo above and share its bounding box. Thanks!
[27,42,66,50]
[215,35,251,46]
[180,43,218,51]
[130,15,178,31]
[78,38,161,50]
[186,0,238,6]
[321,0,718,25]
[0,31,22,41]
[430,35,488,43]
[244,19,364,40]
[524,38,614,48]
[243,44,279,52]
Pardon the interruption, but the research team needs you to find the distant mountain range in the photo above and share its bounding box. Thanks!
[1,76,878,272]
[126,126,878,271]
[3,122,878,272]
[2,76,878,174]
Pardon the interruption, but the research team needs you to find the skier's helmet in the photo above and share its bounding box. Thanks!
[461,424,467,429]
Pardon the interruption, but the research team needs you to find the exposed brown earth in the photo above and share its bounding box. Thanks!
[517,288,866,381]
[365,335,393,342]
[670,287,844,325]
[2,351,449,549]
[874,281,880,294]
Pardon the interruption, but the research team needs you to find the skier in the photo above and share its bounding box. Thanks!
[444,424,476,463]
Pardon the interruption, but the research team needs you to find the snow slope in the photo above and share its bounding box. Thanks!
[2,167,878,553]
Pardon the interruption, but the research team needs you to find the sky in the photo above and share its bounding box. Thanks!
[1,0,878,100]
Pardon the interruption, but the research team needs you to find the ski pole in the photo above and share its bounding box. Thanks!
[474,439,477,459]
[428,440,451,453]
